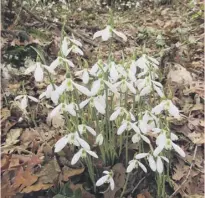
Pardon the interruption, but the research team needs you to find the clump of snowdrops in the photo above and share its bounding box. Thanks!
[15,22,185,197]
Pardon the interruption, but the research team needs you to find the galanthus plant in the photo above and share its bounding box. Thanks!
[22,19,185,197]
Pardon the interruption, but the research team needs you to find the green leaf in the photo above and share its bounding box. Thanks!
[74,188,82,198]
[53,194,69,198]
[61,182,73,196]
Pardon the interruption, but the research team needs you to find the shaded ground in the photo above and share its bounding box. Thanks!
[1,0,204,198]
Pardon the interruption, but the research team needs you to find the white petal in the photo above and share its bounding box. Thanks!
[54,135,69,152]
[86,150,98,158]
[169,101,180,118]
[61,38,69,56]
[49,104,62,119]
[20,96,28,109]
[132,133,141,143]
[112,29,127,42]
[140,86,151,96]
[34,63,44,82]
[131,123,140,133]
[82,69,89,84]
[153,85,164,98]
[135,153,149,159]
[141,135,151,144]
[126,161,136,173]
[171,142,185,157]
[72,46,84,55]
[28,96,39,103]
[96,134,104,145]
[71,149,83,165]
[136,79,146,91]
[101,27,112,41]
[152,102,165,115]
[96,175,109,186]
[66,104,76,116]
[73,83,91,96]
[109,177,115,190]
[125,81,136,94]
[77,137,90,150]
[103,80,118,94]
[138,161,147,173]
[103,171,110,174]
[50,57,60,70]
[94,99,105,114]
[91,80,101,96]
[153,145,164,157]
[93,30,104,40]
[130,112,136,121]
[15,95,24,100]
[61,58,75,67]
[24,65,36,74]
[110,108,121,121]
[43,65,56,74]
[148,155,156,171]
[90,62,99,76]
[79,98,91,109]
[156,156,163,174]
[70,38,82,47]
[117,122,127,135]
[85,126,97,136]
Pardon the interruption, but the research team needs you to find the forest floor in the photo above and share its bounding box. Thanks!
[1,0,204,198]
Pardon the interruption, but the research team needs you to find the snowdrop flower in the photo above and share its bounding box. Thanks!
[75,69,90,84]
[90,60,107,77]
[71,148,98,165]
[110,107,135,121]
[54,132,90,152]
[25,62,55,82]
[39,84,59,104]
[126,153,148,173]
[93,25,127,42]
[95,134,104,145]
[156,155,169,174]
[48,102,78,121]
[115,79,136,94]
[61,37,83,56]
[78,124,97,136]
[136,76,164,97]
[80,95,106,114]
[131,129,151,144]
[15,95,39,110]
[153,131,185,157]
[50,57,75,70]
[152,99,180,118]
[117,119,139,135]
[96,170,115,190]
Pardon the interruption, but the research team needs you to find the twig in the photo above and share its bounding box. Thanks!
[169,145,198,198]
[22,6,98,47]
[131,176,146,194]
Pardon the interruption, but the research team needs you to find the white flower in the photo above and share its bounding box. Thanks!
[117,120,139,135]
[80,95,106,114]
[39,84,59,104]
[71,148,98,165]
[153,131,185,157]
[50,57,75,70]
[96,170,115,190]
[78,124,96,136]
[156,156,169,174]
[136,77,164,97]
[25,62,55,82]
[61,37,83,56]
[90,60,108,77]
[152,99,180,118]
[95,134,104,145]
[127,153,148,173]
[15,95,39,110]
[110,107,135,121]
[115,80,136,94]
[93,25,127,42]
[131,131,151,144]
[54,132,90,153]
[82,69,89,84]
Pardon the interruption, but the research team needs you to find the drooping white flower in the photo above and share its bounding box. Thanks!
[110,107,135,121]
[131,130,151,144]
[93,25,127,42]
[50,57,75,70]
[15,95,39,110]
[71,148,98,165]
[117,120,139,135]
[39,84,59,104]
[78,124,97,136]
[54,132,90,153]
[115,79,136,94]
[127,153,148,173]
[153,131,185,157]
[95,134,104,145]
[61,37,83,56]
[80,95,106,114]
[25,62,55,82]
[156,156,169,174]
[96,170,115,190]
[152,99,180,118]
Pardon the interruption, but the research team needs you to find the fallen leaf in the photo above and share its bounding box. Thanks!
[21,181,53,193]
[187,132,204,145]
[137,194,145,198]
[61,166,85,181]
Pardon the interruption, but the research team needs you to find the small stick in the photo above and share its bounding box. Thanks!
[131,176,146,194]
[169,145,198,198]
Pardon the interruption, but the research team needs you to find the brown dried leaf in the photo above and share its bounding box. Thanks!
[61,166,85,181]
[21,181,53,193]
